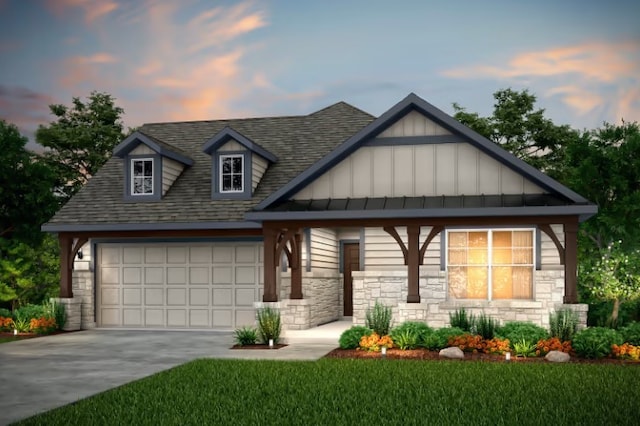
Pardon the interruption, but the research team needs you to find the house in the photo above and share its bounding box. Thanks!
[43,93,597,332]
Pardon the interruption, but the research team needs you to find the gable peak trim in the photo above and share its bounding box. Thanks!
[113,131,193,166]
[202,126,277,162]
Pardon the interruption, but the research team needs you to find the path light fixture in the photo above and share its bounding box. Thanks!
[505,352,511,362]
[381,346,387,357]
[269,339,274,348]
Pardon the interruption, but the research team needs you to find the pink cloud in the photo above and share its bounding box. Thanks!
[46,0,118,25]
[58,53,118,88]
[0,85,55,132]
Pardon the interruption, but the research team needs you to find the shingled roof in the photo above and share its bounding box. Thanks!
[43,101,375,230]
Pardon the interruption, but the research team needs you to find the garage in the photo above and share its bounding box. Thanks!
[96,242,263,329]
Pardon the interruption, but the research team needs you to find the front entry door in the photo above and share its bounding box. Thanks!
[343,243,360,316]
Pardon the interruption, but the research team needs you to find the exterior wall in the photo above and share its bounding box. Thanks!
[292,143,544,199]
[310,228,339,271]
[218,140,244,151]
[351,270,587,330]
[378,110,451,137]
[541,224,564,267]
[130,144,154,155]
[162,157,184,196]
[364,227,440,270]
[252,154,268,192]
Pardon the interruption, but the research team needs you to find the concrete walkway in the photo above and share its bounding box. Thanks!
[0,322,350,425]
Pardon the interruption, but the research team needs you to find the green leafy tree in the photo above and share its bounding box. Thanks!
[36,91,125,203]
[580,241,640,326]
[453,88,579,172]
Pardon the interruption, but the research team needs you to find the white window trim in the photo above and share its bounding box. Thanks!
[445,228,536,301]
[219,154,244,193]
[130,158,154,196]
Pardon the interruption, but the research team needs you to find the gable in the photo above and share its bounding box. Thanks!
[378,110,451,137]
[292,140,545,199]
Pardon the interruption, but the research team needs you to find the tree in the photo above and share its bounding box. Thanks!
[36,91,126,203]
[580,241,640,326]
[453,88,579,173]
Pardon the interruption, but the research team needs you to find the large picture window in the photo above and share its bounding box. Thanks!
[447,229,534,300]
[220,154,243,193]
[131,158,154,195]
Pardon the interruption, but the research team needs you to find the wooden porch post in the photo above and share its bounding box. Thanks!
[59,234,73,298]
[263,227,278,302]
[407,225,421,303]
[563,218,579,304]
[290,230,303,299]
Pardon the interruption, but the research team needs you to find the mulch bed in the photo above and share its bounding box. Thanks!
[0,330,76,340]
[231,343,288,350]
[324,348,640,364]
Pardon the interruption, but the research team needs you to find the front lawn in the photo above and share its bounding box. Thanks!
[19,359,640,425]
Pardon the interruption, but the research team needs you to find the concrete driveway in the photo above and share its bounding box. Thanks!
[0,330,336,425]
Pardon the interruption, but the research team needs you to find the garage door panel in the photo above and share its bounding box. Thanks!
[98,242,261,329]
[123,309,142,326]
[190,288,209,305]
[236,288,256,306]
[123,267,141,285]
[123,247,143,264]
[189,310,209,327]
[189,267,209,284]
[145,288,164,305]
[212,309,232,327]
[145,309,163,326]
[167,247,187,263]
[212,288,232,306]
[123,288,141,305]
[145,267,164,284]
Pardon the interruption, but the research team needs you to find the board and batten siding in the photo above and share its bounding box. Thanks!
[378,110,452,137]
[310,228,339,271]
[293,143,544,199]
[252,154,268,192]
[364,227,440,270]
[162,157,184,196]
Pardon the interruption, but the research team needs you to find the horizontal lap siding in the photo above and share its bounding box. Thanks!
[541,224,564,267]
[364,227,440,270]
[252,154,268,192]
[310,228,338,271]
[162,158,184,196]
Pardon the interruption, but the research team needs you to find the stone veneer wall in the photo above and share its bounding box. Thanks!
[352,270,588,329]
[72,270,96,329]
[267,271,342,330]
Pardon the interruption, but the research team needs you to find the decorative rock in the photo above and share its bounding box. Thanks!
[545,351,570,363]
[439,347,465,359]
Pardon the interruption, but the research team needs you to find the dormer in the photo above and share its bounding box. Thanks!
[113,131,194,201]
[202,127,277,200]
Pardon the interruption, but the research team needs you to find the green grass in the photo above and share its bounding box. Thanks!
[0,336,30,344]
[18,359,640,425]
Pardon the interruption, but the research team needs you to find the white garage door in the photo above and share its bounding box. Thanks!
[97,242,263,329]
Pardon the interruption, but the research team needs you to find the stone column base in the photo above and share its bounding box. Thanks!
[398,302,430,323]
[556,303,589,330]
[254,300,313,330]
[51,297,82,331]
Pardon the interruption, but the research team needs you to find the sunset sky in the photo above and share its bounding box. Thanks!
[1,0,638,150]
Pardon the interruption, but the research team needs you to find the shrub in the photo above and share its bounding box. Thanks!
[339,326,373,349]
[256,307,281,344]
[484,338,510,355]
[549,309,579,342]
[572,327,623,359]
[512,339,537,357]
[474,313,498,339]
[449,308,476,332]
[30,317,57,334]
[535,337,572,356]
[0,308,11,318]
[365,301,393,336]
[44,300,67,331]
[359,333,393,352]
[14,304,49,323]
[12,317,30,332]
[391,322,432,347]
[422,327,465,351]
[234,326,258,346]
[392,329,419,350]
[448,333,484,353]
[496,321,548,348]
[619,322,640,346]
[0,316,13,331]
[611,343,640,360]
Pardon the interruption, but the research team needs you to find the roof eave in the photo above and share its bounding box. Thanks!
[202,126,278,162]
[41,221,262,233]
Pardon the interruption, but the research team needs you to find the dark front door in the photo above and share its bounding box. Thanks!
[343,243,360,316]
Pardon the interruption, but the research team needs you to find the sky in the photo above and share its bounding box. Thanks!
[0,0,638,151]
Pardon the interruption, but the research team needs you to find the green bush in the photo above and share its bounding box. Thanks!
[474,313,498,339]
[339,326,373,349]
[572,327,623,359]
[234,326,258,346]
[14,304,49,322]
[619,322,640,346]
[422,327,465,351]
[496,321,548,348]
[0,308,11,318]
[256,307,281,344]
[391,321,432,347]
[365,301,392,336]
[449,308,476,332]
[512,339,537,357]
[44,300,67,330]
[549,309,579,342]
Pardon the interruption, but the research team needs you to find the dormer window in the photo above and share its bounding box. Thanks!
[131,158,154,195]
[220,154,244,193]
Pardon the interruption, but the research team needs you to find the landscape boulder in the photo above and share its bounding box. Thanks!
[545,351,570,363]
[439,347,464,359]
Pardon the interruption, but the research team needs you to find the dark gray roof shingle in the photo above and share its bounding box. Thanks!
[45,102,375,227]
